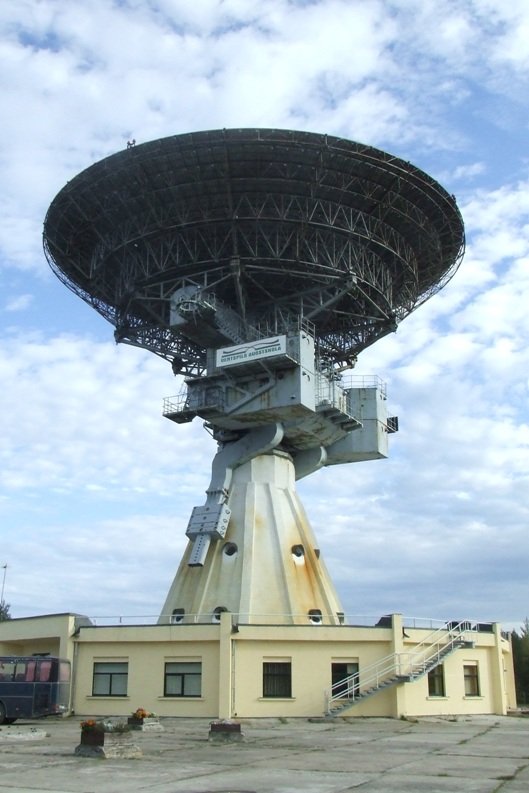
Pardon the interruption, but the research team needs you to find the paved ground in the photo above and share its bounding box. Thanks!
[1,714,529,792]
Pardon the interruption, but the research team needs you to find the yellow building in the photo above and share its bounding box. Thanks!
[0,611,516,720]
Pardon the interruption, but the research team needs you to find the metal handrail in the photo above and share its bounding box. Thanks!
[84,611,385,627]
[162,391,188,414]
[341,374,387,398]
[325,650,398,712]
[325,619,475,712]
[407,619,477,664]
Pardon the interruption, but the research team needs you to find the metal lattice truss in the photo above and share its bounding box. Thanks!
[43,129,465,375]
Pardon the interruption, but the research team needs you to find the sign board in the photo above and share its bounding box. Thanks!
[216,336,287,368]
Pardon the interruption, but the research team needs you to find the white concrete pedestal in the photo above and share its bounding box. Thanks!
[160,451,343,625]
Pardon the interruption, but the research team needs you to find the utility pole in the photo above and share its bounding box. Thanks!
[1,564,7,604]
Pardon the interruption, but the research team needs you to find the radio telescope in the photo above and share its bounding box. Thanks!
[43,129,464,625]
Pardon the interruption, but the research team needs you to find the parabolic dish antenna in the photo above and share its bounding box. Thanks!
[44,129,464,376]
[44,130,464,625]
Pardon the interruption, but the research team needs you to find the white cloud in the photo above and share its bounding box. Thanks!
[4,294,33,312]
[0,332,214,496]
[451,162,486,181]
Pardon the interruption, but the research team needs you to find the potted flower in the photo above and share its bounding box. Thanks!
[128,707,159,729]
[79,719,105,747]
[76,719,139,758]
[128,708,156,726]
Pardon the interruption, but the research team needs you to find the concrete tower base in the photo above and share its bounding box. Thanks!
[160,450,344,625]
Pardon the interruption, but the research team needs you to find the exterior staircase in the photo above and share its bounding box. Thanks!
[325,620,475,716]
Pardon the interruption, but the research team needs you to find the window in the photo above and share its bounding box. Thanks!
[263,662,292,698]
[164,662,201,697]
[92,662,128,696]
[0,661,15,681]
[14,660,35,682]
[463,663,480,696]
[38,660,52,682]
[428,664,445,697]
[171,608,185,624]
[331,662,359,697]
[25,660,36,682]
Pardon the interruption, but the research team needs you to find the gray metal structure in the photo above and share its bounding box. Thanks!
[43,129,464,377]
[43,129,464,621]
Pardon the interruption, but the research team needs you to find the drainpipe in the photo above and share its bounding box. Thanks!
[391,613,406,718]
[491,623,508,715]
[218,611,233,719]
[70,638,79,716]
[65,615,78,716]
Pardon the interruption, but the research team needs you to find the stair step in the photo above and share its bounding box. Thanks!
[326,635,470,715]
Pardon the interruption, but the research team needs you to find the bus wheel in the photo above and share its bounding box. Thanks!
[0,703,14,724]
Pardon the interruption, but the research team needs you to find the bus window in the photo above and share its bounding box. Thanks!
[14,661,29,682]
[26,660,36,682]
[0,661,15,681]
[38,660,52,682]
[59,662,70,682]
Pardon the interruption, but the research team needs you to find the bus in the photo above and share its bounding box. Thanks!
[0,656,71,724]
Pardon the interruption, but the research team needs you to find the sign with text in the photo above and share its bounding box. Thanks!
[216,336,287,368]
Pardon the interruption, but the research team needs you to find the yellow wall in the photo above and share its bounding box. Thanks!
[400,648,492,717]
[230,623,393,718]
[74,624,221,718]
[0,613,516,720]
[0,613,77,665]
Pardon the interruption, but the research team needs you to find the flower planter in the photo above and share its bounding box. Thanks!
[75,729,142,758]
[208,719,244,742]
[80,730,105,747]
[210,721,241,734]
[127,716,163,731]
[104,731,142,758]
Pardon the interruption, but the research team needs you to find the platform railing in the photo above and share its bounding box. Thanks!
[76,612,495,631]
[341,373,387,397]
[81,611,388,627]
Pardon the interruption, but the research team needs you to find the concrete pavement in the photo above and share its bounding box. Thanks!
[1,714,528,792]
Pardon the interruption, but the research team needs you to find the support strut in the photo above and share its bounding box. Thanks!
[186,423,284,566]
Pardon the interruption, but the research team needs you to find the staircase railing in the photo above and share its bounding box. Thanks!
[325,651,397,713]
[397,620,473,679]
[325,619,474,714]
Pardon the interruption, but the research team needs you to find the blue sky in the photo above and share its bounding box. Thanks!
[1,0,528,627]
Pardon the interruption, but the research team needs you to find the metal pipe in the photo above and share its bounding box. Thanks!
[1,564,7,604]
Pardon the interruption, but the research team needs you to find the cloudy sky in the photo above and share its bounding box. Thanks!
[1,0,528,628]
